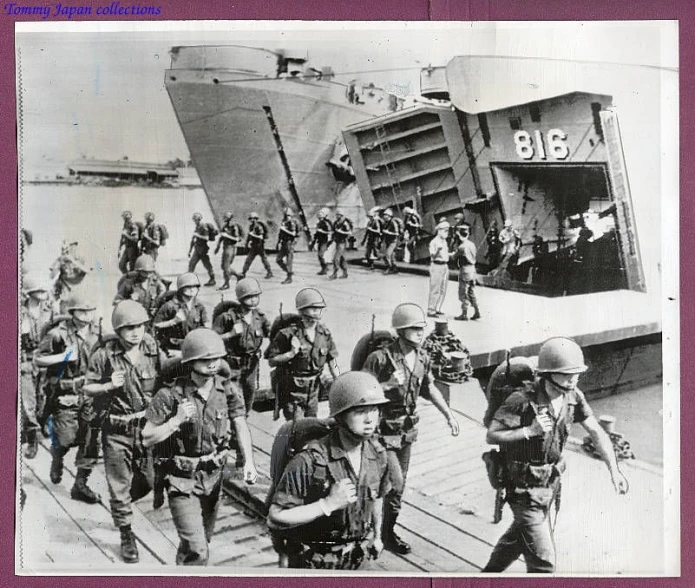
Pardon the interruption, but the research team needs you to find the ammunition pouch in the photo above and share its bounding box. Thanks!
[291,533,374,570]
[504,458,566,489]
[482,449,504,489]
[57,376,86,393]
[105,411,147,436]
[170,451,227,478]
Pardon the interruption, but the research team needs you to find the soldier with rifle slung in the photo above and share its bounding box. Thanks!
[311,208,333,275]
[240,212,274,279]
[215,210,243,291]
[276,209,300,285]
[118,210,141,274]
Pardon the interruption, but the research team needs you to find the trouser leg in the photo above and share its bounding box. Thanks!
[383,442,412,531]
[286,244,294,275]
[188,250,200,273]
[169,491,210,566]
[21,370,40,438]
[221,248,231,282]
[427,265,446,313]
[202,480,223,543]
[103,433,138,527]
[241,249,257,275]
[276,249,287,273]
[241,361,259,416]
[317,242,328,271]
[438,269,449,312]
[260,249,273,274]
[201,252,215,281]
[468,282,480,314]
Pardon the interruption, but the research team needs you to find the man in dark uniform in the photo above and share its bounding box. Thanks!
[486,220,502,269]
[83,301,165,563]
[50,241,90,309]
[311,208,333,275]
[330,210,353,280]
[215,210,243,291]
[380,208,401,275]
[448,212,466,252]
[118,210,141,274]
[113,254,168,318]
[188,212,216,287]
[483,337,628,573]
[361,209,382,270]
[403,206,422,263]
[362,303,460,554]
[454,224,481,321]
[240,212,274,279]
[153,272,208,355]
[267,288,340,420]
[267,371,390,570]
[142,329,258,566]
[20,276,54,459]
[213,277,271,417]
[34,292,101,504]
[276,209,300,284]
[141,212,162,261]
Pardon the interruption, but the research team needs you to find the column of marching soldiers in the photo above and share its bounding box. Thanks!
[20,206,629,573]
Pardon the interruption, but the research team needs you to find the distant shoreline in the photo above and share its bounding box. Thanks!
[24,179,201,188]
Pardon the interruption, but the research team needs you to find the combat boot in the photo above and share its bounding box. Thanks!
[204,276,216,287]
[119,525,139,563]
[50,446,64,484]
[265,271,274,279]
[471,310,481,320]
[282,274,293,285]
[218,281,230,291]
[383,527,411,555]
[339,270,348,279]
[316,267,327,275]
[329,272,338,280]
[24,431,38,460]
[70,468,101,504]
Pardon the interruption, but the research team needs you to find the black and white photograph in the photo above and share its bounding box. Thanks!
[16,20,678,575]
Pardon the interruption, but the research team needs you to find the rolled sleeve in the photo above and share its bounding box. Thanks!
[145,387,176,426]
[85,348,109,384]
[226,381,246,419]
[572,388,594,424]
[271,453,315,509]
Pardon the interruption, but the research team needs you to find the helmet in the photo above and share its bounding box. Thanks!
[335,210,344,217]
[134,254,156,272]
[285,208,294,217]
[537,337,587,374]
[144,212,155,222]
[223,211,234,221]
[181,328,226,364]
[64,292,96,312]
[318,208,329,219]
[22,275,48,294]
[329,371,389,417]
[176,272,200,290]
[383,208,393,218]
[454,213,465,222]
[403,207,414,215]
[248,212,259,220]
[504,220,513,228]
[436,221,450,231]
[295,288,326,310]
[192,212,203,221]
[112,300,149,331]
[121,210,133,219]
[235,277,262,300]
[392,303,426,330]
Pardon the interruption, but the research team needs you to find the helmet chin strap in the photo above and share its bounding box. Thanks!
[547,374,575,393]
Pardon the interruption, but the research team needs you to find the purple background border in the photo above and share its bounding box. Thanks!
[4,0,691,586]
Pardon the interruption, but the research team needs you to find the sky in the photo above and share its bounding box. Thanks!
[16,20,677,173]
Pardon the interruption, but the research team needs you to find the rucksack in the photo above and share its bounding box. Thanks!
[205,222,219,242]
[349,329,395,371]
[157,224,169,246]
[212,299,241,325]
[483,356,537,428]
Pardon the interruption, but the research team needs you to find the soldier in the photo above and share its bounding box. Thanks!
[497,219,521,271]
[447,212,466,252]
[20,276,54,459]
[215,210,243,291]
[153,273,208,355]
[403,205,422,263]
[454,224,481,321]
[276,209,300,284]
[267,288,340,420]
[188,212,216,287]
[361,208,382,270]
[486,220,502,269]
[427,220,451,318]
[267,371,390,570]
[380,209,401,275]
[212,278,271,417]
[50,241,90,307]
[240,212,273,279]
[482,338,628,573]
[329,210,353,280]
[141,212,162,261]
[311,208,333,275]
[113,254,168,318]
[362,303,460,554]
[118,210,141,274]
[142,329,259,566]
[82,301,164,563]
[34,292,101,504]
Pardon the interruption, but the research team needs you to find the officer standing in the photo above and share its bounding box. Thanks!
[361,209,382,270]
[212,278,271,416]
[427,221,451,318]
[34,292,101,504]
[215,211,243,291]
[362,303,460,554]
[276,209,300,284]
[267,288,340,420]
[454,224,481,321]
[403,206,422,263]
[482,337,628,573]
[141,212,162,261]
[311,208,333,275]
[240,212,274,279]
[142,329,258,566]
[380,209,401,275]
[188,212,216,287]
[448,212,466,252]
[113,254,168,318]
[267,371,390,570]
[83,301,164,563]
[20,276,54,459]
[153,273,208,355]
[330,210,353,280]
[118,210,141,275]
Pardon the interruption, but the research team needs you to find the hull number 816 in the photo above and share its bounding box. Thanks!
[513,129,569,160]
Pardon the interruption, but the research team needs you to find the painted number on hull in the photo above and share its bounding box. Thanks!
[514,129,569,160]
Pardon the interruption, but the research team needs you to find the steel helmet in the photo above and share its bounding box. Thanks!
[121,210,133,219]
[454,213,464,222]
[537,337,587,374]
[22,275,48,294]
[223,210,234,220]
[403,206,414,215]
[329,371,389,417]
[504,220,513,228]
[192,212,203,221]
[318,208,329,219]
[285,208,294,217]
[248,212,259,220]
[236,277,262,301]
[392,303,427,330]
[134,254,156,272]
[335,210,344,217]
[181,328,226,364]
[144,212,155,222]
[295,287,326,310]
[64,292,96,312]
[112,300,150,331]
[383,208,393,217]
[177,272,200,290]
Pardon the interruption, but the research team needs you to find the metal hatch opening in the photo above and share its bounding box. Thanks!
[482,162,644,297]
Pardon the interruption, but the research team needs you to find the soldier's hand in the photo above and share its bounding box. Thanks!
[447,415,460,436]
[370,538,384,559]
[175,399,197,424]
[612,470,629,495]
[528,412,554,435]
[110,370,125,389]
[325,478,357,511]
[290,336,302,355]
[174,308,188,324]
